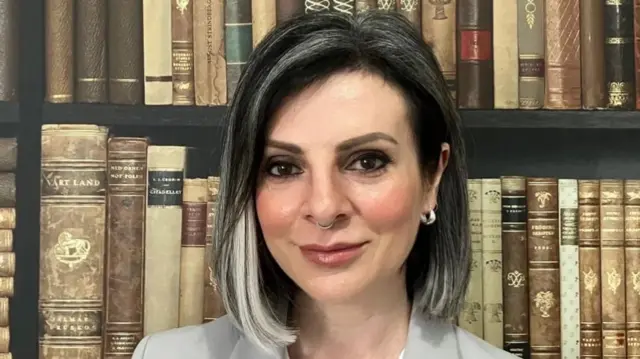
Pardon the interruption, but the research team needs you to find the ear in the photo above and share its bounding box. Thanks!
[422,142,450,213]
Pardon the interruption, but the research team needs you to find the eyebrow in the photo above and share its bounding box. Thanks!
[266,132,399,154]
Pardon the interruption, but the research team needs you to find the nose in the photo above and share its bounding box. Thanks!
[305,170,349,227]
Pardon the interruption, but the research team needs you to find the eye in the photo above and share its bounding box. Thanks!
[347,152,391,173]
[266,162,303,177]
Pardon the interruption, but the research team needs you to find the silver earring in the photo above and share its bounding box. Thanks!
[420,210,436,225]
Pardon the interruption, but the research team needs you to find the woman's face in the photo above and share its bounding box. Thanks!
[255,70,448,304]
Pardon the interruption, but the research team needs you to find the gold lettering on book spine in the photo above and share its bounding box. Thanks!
[608,82,632,107]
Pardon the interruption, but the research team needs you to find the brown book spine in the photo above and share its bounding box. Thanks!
[193,0,227,106]
[421,0,456,100]
[75,0,108,103]
[104,137,148,359]
[252,0,276,47]
[0,138,17,172]
[580,0,606,109]
[600,180,626,358]
[517,0,544,109]
[377,0,396,10]
[203,176,225,321]
[604,0,635,109]
[0,0,18,101]
[456,0,493,108]
[45,0,74,103]
[172,0,195,105]
[634,0,640,109]
[355,0,376,11]
[0,173,15,207]
[108,0,144,104]
[526,177,561,358]
[501,176,529,358]
[276,0,304,22]
[578,179,602,358]
[39,124,108,358]
[544,0,581,109]
[225,0,253,102]
[396,0,420,30]
[624,180,640,359]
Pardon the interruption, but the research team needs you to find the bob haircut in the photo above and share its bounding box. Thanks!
[212,9,471,353]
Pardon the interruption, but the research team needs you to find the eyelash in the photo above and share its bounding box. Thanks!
[264,150,392,179]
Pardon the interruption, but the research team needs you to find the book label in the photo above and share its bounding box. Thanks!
[148,170,183,206]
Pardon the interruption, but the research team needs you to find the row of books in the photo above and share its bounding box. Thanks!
[0,138,15,359]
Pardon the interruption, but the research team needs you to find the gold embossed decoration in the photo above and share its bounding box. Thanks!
[305,0,331,12]
[377,0,394,10]
[524,0,536,29]
[333,0,355,14]
[176,0,189,14]
[583,268,598,293]
[534,291,555,318]
[606,268,622,294]
[428,0,451,20]
[53,230,91,266]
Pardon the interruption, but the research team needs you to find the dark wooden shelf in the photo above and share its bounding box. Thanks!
[0,101,19,123]
[42,102,227,127]
[461,109,640,129]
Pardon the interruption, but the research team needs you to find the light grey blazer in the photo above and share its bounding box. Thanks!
[131,312,519,359]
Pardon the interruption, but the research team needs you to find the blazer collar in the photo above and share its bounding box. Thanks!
[229,310,460,359]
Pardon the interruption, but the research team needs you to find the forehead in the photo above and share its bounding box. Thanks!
[267,70,412,144]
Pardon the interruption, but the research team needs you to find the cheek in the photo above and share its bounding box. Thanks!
[354,180,421,230]
[255,185,301,239]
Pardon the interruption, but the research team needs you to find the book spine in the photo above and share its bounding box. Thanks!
[0,174,15,207]
[0,0,18,101]
[75,0,108,103]
[600,179,626,358]
[355,0,377,11]
[39,124,108,358]
[481,178,503,348]
[578,179,602,358]
[104,137,148,359]
[493,0,518,109]
[193,0,227,106]
[377,0,395,11]
[225,0,253,102]
[396,0,419,30]
[544,0,581,109]
[143,146,186,335]
[203,176,225,321]
[276,0,304,22]
[580,0,606,109]
[604,0,635,109]
[45,0,74,103]
[0,138,17,172]
[624,179,640,359]
[456,0,493,108]
[635,0,640,109]
[143,0,173,105]
[252,0,276,47]
[526,177,561,358]
[304,0,331,12]
[178,178,207,326]
[558,179,580,359]
[501,176,529,358]
[172,0,196,105]
[517,0,545,109]
[108,0,144,104]
[421,0,456,100]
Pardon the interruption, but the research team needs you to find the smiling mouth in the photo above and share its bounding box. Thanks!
[298,242,368,267]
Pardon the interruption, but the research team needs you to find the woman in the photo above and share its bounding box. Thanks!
[132,10,516,359]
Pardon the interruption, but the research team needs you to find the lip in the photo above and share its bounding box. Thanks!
[299,242,367,267]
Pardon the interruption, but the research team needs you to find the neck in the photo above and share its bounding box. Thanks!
[288,273,411,359]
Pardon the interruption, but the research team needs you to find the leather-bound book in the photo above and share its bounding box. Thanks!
[0,138,16,172]
[194,0,227,106]
[203,176,225,322]
[396,0,420,31]
[355,0,377,11]
[143,0,172,105]
[578,180,601,358]
[558,179,580,359]
[526,178,560,359]
[304,0,331,12]
[39,124,108,359]
[500,176,529,358]
[604,0,635,109]
[580,0,605,109]
[457,0,493,108]
[109,0,143,105]
[104,137,148,359]
[635,1,640,109]
[276,0,304,23]
[517,0,544,109]
[0,0,18,101]
[0,231,12,252]
[252,0,276,47]
[377,0,395,11]
[624,180,640,359]
[75,0,107,103]
[225,0,253,102]
[178,178,207,326]
[334,0,356,15]
[0,209,13,230]
[45,0,74,103]
[421,0,456,100]
[481,179,502,348]
[493,0,518,108]
[599,180,626,358]
[0,174,14,207]
[544,0,580,109]
[458,179,483,338]
[144,146,186,335]
[172,0,195,105]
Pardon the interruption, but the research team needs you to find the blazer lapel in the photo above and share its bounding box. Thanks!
[403,311,461,359]
[229,335,285,359]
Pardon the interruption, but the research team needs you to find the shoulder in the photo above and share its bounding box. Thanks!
[454,327,519,359]
[132,316,241,359]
